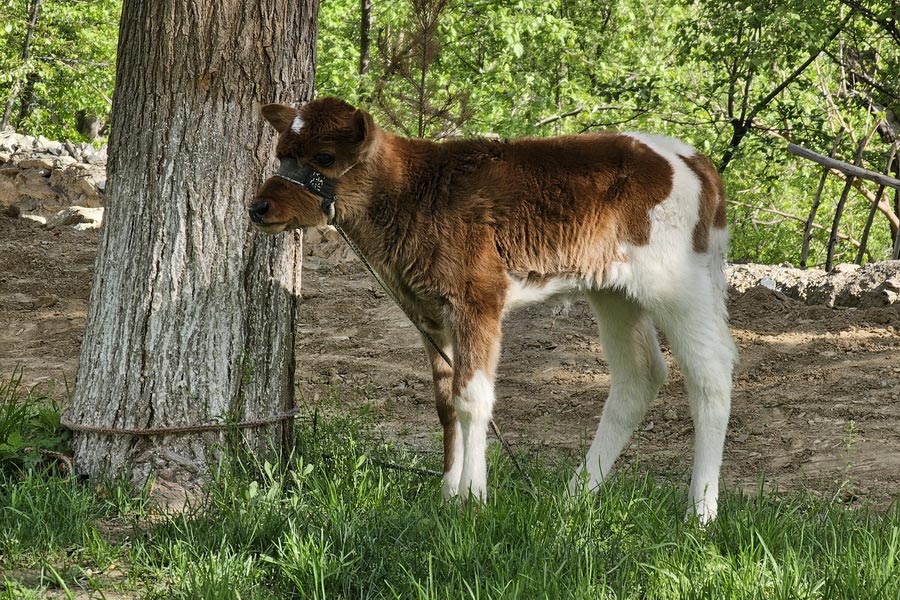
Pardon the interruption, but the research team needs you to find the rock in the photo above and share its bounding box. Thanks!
[859,280,900,308]
[44,140,64,156]
[321,225,340,242]
[833,263,859,274]
[50,165,105,208]
[53,155,76,168]
[0,177,16,207]
[3,204,20,218]
[759,276,776,290]
[44,206,104,230]
[728,261,900,308]
[304,227,323,245]
[34,135,52,152]
[18,157,53,171]
[0,134,106,217]
[16,169,59,203]
[0,139,14,153]
[21,214,46,225]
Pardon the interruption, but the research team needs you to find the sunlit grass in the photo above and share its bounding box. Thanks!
[1,384,898,599]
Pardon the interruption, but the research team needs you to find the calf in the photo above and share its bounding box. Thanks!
[249,97,737,523]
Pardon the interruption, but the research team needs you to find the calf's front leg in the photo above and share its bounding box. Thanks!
[451,311,502,501]
[424,335,462,499]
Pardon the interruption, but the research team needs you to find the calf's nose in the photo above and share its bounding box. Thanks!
[248,200,270,223]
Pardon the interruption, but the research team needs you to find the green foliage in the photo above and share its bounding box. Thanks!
[2,0,898,264]
[0,0,120,140]
[317,0,900,266]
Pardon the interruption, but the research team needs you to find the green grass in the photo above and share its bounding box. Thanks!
[1,388,898,599]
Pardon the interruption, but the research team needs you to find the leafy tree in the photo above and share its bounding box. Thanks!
[0,0,120,140]
[3,0,898,265]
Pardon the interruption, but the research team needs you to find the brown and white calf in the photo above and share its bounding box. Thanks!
[249,97,737,523]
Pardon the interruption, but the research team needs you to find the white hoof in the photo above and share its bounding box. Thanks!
[442,475,459,500]
[567,464,601,497]
[685,498,718,526]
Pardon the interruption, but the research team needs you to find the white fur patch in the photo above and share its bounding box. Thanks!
[505,275,574,310]
[601,136,703,302]
[455,370,495,500]
[566,132,736,525]
[624,132,696,157]
[291,115,305,133]
[601,244,633,289]
[457,370,494,423]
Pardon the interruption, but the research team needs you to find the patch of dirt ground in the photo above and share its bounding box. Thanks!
[2,213,899,506]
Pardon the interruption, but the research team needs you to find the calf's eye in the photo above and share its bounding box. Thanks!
[314,153,335,167]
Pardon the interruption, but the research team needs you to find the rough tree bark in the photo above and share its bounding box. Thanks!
[69,0,318,495]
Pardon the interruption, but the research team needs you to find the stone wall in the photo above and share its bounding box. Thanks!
[728,261,900,308]
[0,130,106,227]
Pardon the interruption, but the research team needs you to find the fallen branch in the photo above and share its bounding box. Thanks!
[785,141,900,235]
[787,143,900,192]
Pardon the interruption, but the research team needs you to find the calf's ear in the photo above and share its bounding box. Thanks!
[261,104,298,134]
[352,108,375,146]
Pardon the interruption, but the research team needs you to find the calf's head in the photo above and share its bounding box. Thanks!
[248,97,375,234]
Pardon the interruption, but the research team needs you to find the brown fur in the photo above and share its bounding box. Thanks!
[680,153,727,252]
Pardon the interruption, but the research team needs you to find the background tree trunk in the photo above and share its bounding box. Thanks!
[1,0,42,131]
[69,0,319,494]
[359,0,372,77]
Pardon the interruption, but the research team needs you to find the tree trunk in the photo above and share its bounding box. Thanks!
[1,0,42,131]
[69,0,319,493]
[359,0,372,76]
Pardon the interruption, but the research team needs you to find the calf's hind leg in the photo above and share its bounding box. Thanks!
[570,291,668,494]
[652,289,735,524]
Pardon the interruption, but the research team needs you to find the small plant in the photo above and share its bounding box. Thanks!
[831,419,859,507]
[0,369,71,474]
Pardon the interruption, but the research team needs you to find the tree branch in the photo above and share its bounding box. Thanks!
[533,106,585,128]
[730,200,864,249]
[744,11,855,126]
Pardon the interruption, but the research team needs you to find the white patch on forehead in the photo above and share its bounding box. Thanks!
[291,114,305,133]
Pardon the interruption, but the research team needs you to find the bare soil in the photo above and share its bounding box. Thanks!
[2,213,899,507]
